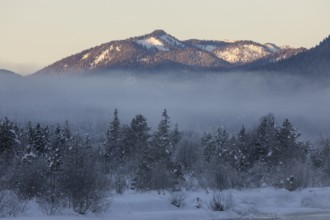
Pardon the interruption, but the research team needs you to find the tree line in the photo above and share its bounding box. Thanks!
[0,110,330,214]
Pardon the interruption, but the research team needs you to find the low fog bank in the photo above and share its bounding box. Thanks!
[1,71,330,139]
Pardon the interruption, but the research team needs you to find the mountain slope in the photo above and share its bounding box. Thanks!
[0,69,21,78]
[184,39,303,65]
[34,30,304,76]
[254,35,330,77]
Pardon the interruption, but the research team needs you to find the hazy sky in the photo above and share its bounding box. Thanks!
[1,0,329,75]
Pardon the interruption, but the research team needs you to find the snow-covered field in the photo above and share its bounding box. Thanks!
[3,187,330,220]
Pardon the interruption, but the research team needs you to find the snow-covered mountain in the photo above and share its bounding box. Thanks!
[186,40,304,65]
[34,30,304,76]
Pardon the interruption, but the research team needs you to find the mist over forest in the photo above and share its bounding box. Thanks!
[2,0,330,218]
[2,70,330,217]
[1,71,330,139]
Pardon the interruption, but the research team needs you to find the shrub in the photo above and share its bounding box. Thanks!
[194,197,202,208]
[0,190,26,217]
[60,167,110,214]
[37,197,66,216]
[169,191,187,208]
[9,158,48,199]
[209,191,233,211]
[114,174,127,194]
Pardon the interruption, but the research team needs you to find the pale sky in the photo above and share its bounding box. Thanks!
[1,0,329,75]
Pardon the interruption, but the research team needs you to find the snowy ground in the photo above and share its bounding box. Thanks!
[4,187,330,220]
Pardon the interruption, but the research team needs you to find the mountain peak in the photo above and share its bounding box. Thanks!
[149,29,167,36]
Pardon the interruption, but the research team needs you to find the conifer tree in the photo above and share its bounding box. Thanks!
[253,114,276,164]
[272,119,304,167]
[0,117,20,179]
[214,128,229,160]
[236,126,251,171]
[134,109,182,190]
[201,132,215,163]
[0,117,19,159]
[170,123,181,153]
[27,123,49,157]
[130,114,150,159]
[152,109,171,164]
[104,109,122,169]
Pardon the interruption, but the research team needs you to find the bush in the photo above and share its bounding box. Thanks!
[194,197,202,208]
[285,175,298,191]
[0,190,26,217]
[169,191,187,208]
[37,197,67,216]
[271,160,315,190]
[202,163,239,189]
[9,158,48,199]
[114,174,127,194]
[209,191,233,211]
[60,166,110,214]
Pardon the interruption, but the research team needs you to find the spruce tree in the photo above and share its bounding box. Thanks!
[45,124,72,214]
[0,117,20,181]
[320,139,330,177]
[0,117,18,158]
[272,119,304,167]
[27,123,49,157]
[213,128,230,164]
[253,114,276,164]
[104,109,122,169]
[170,123,181,152]
[134,109,182,190]
[152,109,171,164]
[236,126,251,171]
[201,132,215,163]
[130,114,150,159]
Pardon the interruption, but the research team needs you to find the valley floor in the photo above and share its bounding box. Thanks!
[4,187,330,220]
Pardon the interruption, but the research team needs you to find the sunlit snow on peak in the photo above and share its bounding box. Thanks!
[215,44,271,64]
[196,44,217,52]
[223,39,237,43]
[82,53,90,60]
[160,35,185,48]
[90,45,122,67]
[136,37,169,51]
[264,43,281,53]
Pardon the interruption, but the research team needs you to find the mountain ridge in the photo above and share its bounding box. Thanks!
[253,35,330,77]
[0,69,21,78]
[34,30,304,76]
